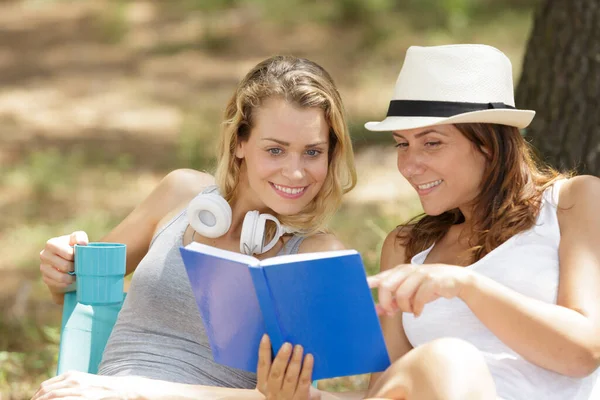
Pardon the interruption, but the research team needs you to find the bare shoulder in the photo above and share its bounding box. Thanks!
[557,175,600,231]
[559,175,600,208]
[160,169,215,202]
[380,225,413,271]
[298,233,347,253]
[149,169,215,224]
[100,169,214,274]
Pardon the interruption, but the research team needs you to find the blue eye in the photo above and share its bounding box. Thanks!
[306,149,322,157]
[268,148,283,156]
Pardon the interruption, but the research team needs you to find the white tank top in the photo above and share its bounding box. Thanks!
[403,180,599,400]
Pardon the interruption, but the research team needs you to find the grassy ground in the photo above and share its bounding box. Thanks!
[0,0,537,397]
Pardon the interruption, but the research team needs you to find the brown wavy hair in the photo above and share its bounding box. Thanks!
[399,123,571,263]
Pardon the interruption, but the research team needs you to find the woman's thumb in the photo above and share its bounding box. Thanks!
[69,231,89,246]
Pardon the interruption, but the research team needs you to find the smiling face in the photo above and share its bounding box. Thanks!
[393,124,488,216]
[235,97,330,216]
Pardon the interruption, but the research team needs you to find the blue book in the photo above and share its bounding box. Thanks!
[180,242,390,381]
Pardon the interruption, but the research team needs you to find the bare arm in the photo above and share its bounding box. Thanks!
[33,371,264,400]
[42,169,214,304]
[459,175,600,377]
[116,376,261,400]
[368,227,413,390]
[100,169,214,276]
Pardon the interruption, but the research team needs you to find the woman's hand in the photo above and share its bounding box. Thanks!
[39,231,88,302]
[32,371,125,400]
[367,263,473,317]
[256,334,319,400]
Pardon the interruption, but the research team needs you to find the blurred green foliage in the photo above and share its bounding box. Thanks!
[147,0,539,55]
[97,0,129,44]
[0,319,59,396]
[177,112,219,172]
[158,0,538,27]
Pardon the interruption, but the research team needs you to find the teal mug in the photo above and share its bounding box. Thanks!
[73,242,126,305]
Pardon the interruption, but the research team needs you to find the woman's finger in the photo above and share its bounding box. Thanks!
[68,231,89,247]
[281,345,304,396]
[394,271,426,314]
[256,334,272,393]
[40,263,74,285]
[35,388,81,400]
[378,266,414,314]
[40,250,75,273]
[412,279,438,317]
[32,375,70,400]
[42,276,74,293]
[367,267,397,289]
[267,342,293,395]
[294,353,314,400]
[43,235,76,261]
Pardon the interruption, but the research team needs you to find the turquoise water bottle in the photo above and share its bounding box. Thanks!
[56,243,126,374]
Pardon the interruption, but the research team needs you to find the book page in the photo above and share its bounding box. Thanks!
[184,241,260,266]
[258,249,358,267]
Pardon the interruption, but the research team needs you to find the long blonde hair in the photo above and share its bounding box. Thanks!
[214,55,356,235]
[400,123,571,263]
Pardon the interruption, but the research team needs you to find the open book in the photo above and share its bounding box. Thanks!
[180,242,390,380]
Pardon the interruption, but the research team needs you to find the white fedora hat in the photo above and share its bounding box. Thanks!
[365,44,535,132]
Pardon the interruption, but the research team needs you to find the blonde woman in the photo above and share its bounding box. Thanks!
[35,56,356,399]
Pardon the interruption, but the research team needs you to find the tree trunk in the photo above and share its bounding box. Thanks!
[516,0,600,175]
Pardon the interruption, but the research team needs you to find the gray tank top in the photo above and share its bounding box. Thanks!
[98,206,306,387]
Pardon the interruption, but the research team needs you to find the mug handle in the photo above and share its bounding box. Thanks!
[68,245,76,276]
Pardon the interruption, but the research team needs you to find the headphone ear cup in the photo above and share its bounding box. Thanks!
[240,211,260,255]
[187,193,232,239]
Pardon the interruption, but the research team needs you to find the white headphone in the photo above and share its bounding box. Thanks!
[187,185,289,255]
